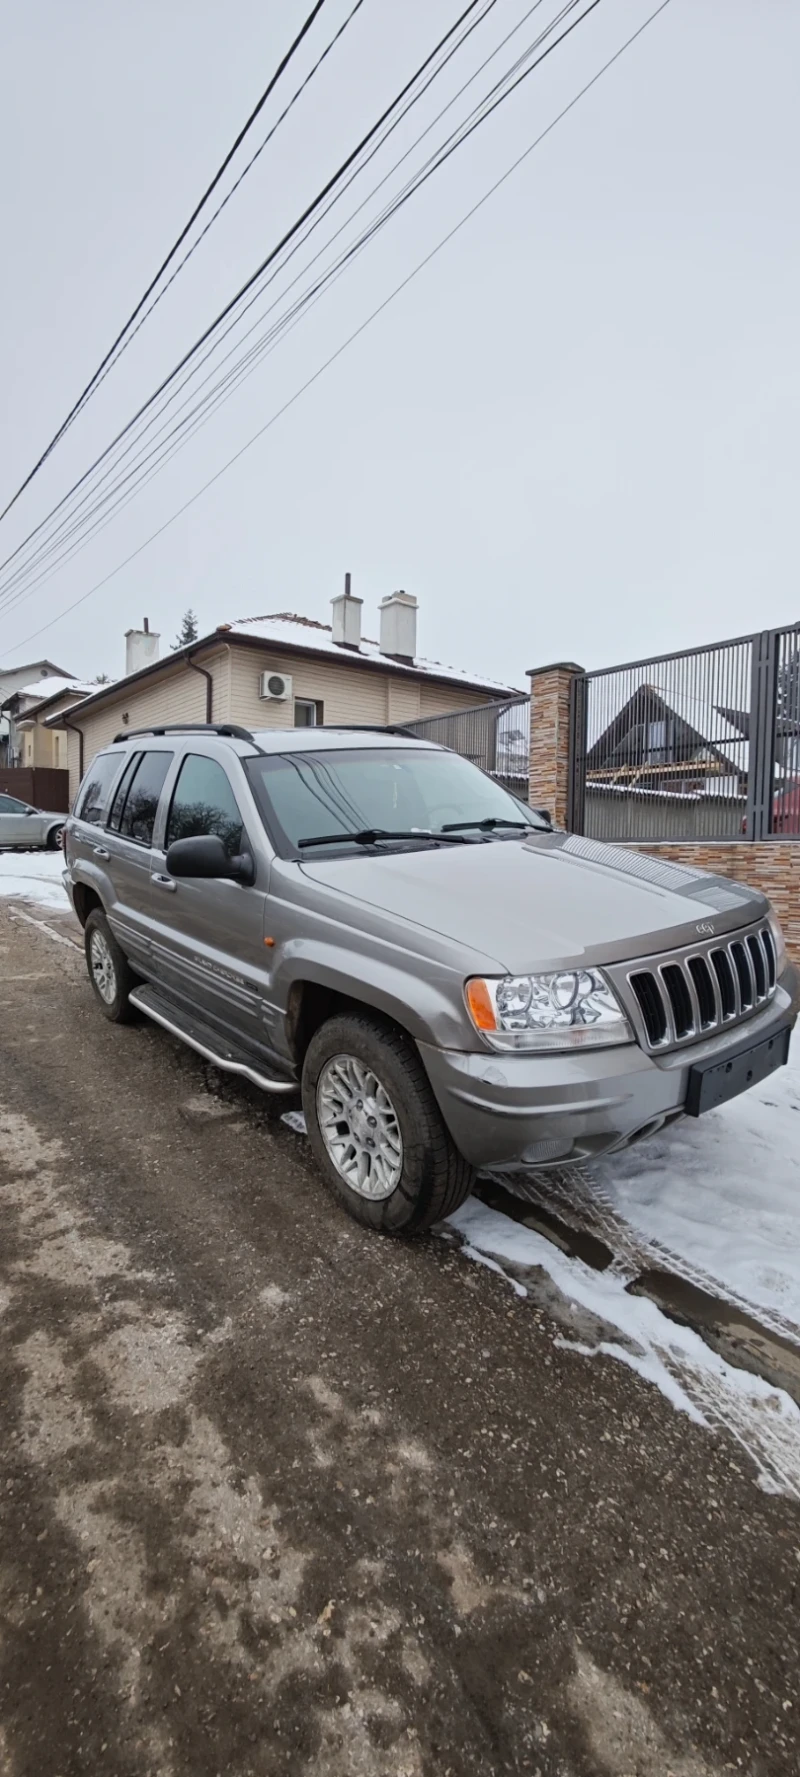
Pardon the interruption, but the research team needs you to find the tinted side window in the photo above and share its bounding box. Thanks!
[75,753,122,825]
[166,755,244,858]
[118,752,174,846]
[107,753,141,831]
[0,794,27,813]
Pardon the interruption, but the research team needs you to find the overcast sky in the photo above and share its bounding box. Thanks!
[1,0,798,690]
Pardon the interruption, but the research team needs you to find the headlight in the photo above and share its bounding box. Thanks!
[465,969,633,1052]
[768,910,787,976]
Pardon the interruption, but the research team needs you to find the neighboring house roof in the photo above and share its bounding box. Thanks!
[46,614,521,724]
[15,681,100,721]
[224,613,522,695]
[586,680,747,776]
[0,675,95,712]
[0,658,72,684]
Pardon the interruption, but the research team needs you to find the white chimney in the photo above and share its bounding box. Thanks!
[125,617,160,677]
[379,590,417,662]
[331,572,362,649]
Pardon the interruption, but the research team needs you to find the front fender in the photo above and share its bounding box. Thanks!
[274,937,476,1052]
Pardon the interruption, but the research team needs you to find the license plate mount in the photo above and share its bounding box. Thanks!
[686,1025,791,1117]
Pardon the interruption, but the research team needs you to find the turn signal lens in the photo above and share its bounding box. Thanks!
[465,978,497,1031]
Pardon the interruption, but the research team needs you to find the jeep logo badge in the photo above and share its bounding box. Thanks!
[696,921,715,937]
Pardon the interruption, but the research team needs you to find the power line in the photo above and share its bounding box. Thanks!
[0,0,540,606]
[0,0,337,524]
[0,0,491,582]
[51,0,371,415]
[2,0,585,608]
[2,0,673,658]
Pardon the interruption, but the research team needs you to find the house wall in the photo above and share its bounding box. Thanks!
[64,644,496,800]
[22,724,59,769]
[64,653,231,800]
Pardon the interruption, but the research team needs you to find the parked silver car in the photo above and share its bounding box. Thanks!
[0,791,65,850]
[63,724,798,1234]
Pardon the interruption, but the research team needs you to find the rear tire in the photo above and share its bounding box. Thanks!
[84,909,136,1024]
[301,1012,474,1235]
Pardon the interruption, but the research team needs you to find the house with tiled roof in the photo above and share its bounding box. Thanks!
[49,587,522,799]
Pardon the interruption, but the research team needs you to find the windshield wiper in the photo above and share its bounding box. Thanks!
[441,816,531,833]
[298,827,468,850]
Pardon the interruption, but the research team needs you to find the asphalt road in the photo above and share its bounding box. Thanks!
[1,901,799,1777]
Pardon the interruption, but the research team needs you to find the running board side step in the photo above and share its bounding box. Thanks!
[129,985,297,1096]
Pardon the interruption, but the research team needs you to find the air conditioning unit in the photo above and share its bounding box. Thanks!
[259,670,292,701]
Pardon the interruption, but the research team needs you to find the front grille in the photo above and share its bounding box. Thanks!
[711,948,736,1018]
[687,955,717,1028]
[630,972,668,1045]
[617,921,777,1052]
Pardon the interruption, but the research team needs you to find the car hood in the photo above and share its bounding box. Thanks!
[298,832,766,974]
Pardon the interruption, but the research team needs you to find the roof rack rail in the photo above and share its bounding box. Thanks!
[112,722,264,748]
[317,723,419,737]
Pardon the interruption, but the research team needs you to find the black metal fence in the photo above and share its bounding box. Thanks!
[569,623,800,842]
[401,695,530,798]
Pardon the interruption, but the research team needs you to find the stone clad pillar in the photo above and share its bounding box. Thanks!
[527,661,584,829]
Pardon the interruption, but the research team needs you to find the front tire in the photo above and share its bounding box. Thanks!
[301,1013,474,1235]
[46,824,64,850]
[84,909,136,1024]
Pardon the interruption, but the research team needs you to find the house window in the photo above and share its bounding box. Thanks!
[294,699,323,727]
[646,720,668,762]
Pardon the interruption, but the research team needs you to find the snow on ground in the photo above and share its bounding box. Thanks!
[0,850,70,910]
[447,1196,800,1501]
[591,1041,800,1335]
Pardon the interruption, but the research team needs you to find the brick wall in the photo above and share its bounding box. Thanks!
[528,663,582,828]
[626,842,800,963]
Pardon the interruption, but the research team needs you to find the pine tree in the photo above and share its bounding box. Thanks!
[173,610,199,649]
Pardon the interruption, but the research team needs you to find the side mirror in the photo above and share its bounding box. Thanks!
[165,834,255,886]
[534,808,552,827]
[26,807,37,816]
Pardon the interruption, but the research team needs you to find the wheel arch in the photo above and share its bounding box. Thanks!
[286,980,419,1066]
[72,882,104,928]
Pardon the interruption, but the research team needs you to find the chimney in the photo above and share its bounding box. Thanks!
[379,590,417,663]
[125,617,160,677]
[331,571,363,650]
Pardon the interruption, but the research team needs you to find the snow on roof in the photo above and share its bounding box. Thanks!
[226,613,521,696]
[13,676,97,704]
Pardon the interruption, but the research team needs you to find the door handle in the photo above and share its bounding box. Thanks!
[93,846,110,860]
[152,873,177,893]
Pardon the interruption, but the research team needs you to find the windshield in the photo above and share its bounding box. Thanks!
[246,746,548,856]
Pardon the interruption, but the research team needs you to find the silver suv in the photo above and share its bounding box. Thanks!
[64,724,797,1234]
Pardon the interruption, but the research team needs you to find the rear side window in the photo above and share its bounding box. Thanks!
[74,752,122,825]
[106,753,142,831]
[117,751,174,846]
[166,754,244,857]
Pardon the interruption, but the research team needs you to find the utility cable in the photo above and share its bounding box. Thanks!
[0,0,491,579]
[2,0,673,656]
[0,0,337,523]
[0,0,595,612]
[0,0,584,604]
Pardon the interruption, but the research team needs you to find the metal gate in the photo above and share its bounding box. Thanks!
[568,623,800,842]
[400,695,530,798]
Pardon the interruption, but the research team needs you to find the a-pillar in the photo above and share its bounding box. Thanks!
[527,661,584,829]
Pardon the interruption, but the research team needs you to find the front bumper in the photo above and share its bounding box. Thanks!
[418,970,798,1172]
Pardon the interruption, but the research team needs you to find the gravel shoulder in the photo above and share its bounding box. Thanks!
[1,902,799,1777]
